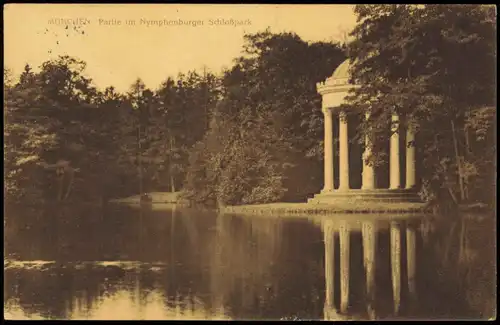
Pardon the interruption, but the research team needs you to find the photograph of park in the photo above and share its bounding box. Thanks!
[4,4,496,320]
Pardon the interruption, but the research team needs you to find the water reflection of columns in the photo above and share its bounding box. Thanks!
[339,221,350,314]
[322,219,418,319]
[323,220,335,317]
[322,220,368,317]
[390,222,401,315]
[362,222,376,318]
[406,222,417,307]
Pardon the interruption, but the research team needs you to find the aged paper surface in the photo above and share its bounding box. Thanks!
[4,4,496,321]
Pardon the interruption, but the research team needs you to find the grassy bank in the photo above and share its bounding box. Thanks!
[220,201,430,216]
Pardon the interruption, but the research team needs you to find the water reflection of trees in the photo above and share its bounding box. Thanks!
[5,204,214,263]
[4,205,221,320]
[209,214,324,320]
[5,204,107,261]
[418,213,496,319]
[209,214,281,318]
[4,266,107,319]
[4,264,229,320]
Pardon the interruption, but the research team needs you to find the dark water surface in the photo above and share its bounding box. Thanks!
[4,204,496,320]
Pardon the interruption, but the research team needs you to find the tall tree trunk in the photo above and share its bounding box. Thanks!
[463,123,471,200]
[203,66,209,131]
[458,217,467,267]
[435,135,459,207]
[57,172,64,201]
[169,134,176,193]
[63,169,74,200]
[138,125,143,195]
[464,123,472,156]
[451,120,465,202]
[443,220,458,266]
[170,174,176,193]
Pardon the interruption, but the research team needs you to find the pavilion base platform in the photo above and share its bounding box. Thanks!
[308,189,422,204]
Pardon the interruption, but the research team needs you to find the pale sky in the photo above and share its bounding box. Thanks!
[4,4,357,93]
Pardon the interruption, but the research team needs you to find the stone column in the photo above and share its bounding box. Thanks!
[362,112,376,190]
[323,108,335,192]
[390,222,401,315]
[362,221,377,318]
[323,220,336,316]
[406,124,417,189]
[339,221,350,313]
[406,223,417,305]
[339,111,350,191]
[390,113,401,189]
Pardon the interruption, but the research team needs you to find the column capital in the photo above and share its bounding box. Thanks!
[322,107,333,115]
[390,220,403,228]
[322,219,336,233]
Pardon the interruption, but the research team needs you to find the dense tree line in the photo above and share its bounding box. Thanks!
[4,57,220,207]
[4,31,344,209]
[4,5,496,211]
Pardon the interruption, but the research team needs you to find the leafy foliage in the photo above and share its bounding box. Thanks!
[4,56,221,207]
[182,30,345,205]
[345,4,496,208]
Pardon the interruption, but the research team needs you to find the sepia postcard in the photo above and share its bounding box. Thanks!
[4,3,496,321]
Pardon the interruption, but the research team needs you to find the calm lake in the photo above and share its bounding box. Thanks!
[4,204,496,320]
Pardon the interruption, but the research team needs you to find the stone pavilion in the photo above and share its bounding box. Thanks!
[309,60,420,204]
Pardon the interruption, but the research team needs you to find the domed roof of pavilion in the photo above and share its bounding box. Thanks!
[330,59,352,81]
[316,58,358,101]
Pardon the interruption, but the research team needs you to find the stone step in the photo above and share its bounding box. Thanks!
[318,189,417,195]
[308,198,422,204]
[308,191,422,204]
